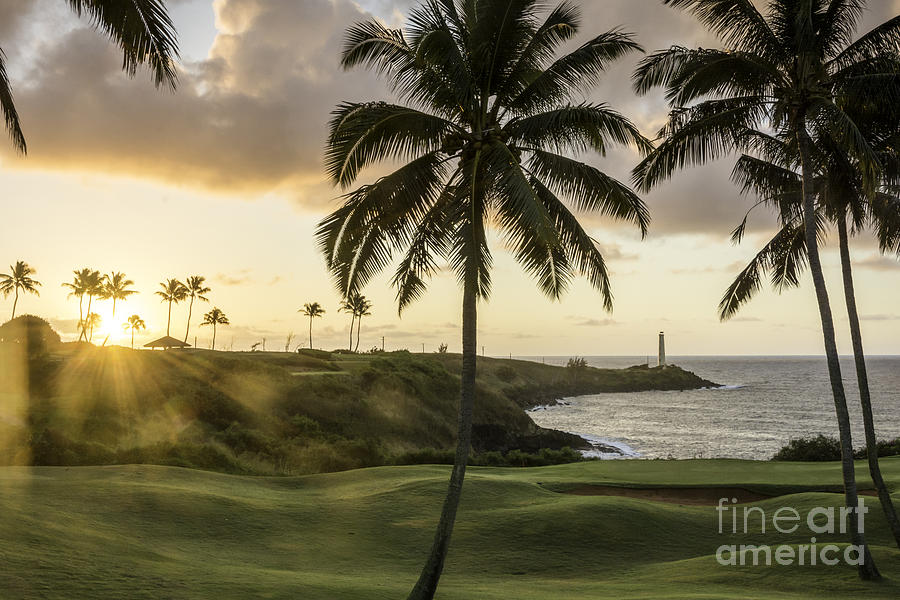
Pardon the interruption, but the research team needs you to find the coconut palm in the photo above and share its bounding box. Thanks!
[80,269,104,342]
[0,0,179,154]
[80,312,102,342]
[200,307,229,350]
[318,2,651,596]
[632,0,900,579]
[350,293,372,352]
[339,296,356,351]
[155,278,187,337]
[62,269,92,341]
[182,275,211,344]
[720,123,900,549]
[299,302,325,350]
[100,271,137,318]
[0,260,41,320]
[124,314,146,349]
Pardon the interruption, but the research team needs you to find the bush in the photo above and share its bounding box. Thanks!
[566,357,588,369]
[495,365,517,383]
[298,348,332,360]
[772,435,843,461]
[0,315,62,358]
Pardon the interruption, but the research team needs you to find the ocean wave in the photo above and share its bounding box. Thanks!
[704,384,746,390]
[575,433,641,460]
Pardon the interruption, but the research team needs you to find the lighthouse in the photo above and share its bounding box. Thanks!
[658,331,667,367]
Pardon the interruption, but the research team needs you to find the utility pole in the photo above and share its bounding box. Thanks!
[382,336,385,352]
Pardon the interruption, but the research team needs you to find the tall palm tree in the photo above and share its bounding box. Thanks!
[720,124,900,549]
[299,302,325,350]
[339,296,356,351]
[62,268,92,341]
[182,275,211,343]
[0,0,179,154]
[82,269,104,342]
[101,271,137,318]
[124,314,146,349]
[200,307,229,351]
[318,2,651,597]
[632,0,899,579]
[350,293,372,352]
[155,278,187,337]
[0,260,41,320]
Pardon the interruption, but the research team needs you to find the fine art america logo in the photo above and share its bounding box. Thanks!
[715,497,869,566]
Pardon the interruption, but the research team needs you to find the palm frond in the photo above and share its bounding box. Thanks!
[662,0,780,59]
[0,48,25,154]
[66,0,179,89]
[829,15,900,69]
[529,149,650,236]
[325,102,456,187]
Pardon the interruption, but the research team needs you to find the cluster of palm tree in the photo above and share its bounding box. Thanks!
[155,276,213,343]
[320,0,899,595]
[340,293,373,352]
[61,269,138,343]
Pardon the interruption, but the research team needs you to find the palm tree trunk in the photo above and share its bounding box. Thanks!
[837,216,900,549]
[309,316,313,350]
[349,314,355,351]
[167,300,173,336]
[212,322,217,351]
[131,328,135,349]
[407,264,477,600]
[184,296,194,343]
[86,295,94,342]
[355,315,362,352]
[112,297,117,319]
[798,124,879,579]
[78,296,85,341]
[11,287,18,320]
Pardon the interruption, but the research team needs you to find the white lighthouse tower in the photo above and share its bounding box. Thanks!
[658,331,667,367]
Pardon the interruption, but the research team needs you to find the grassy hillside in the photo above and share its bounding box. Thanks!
[0,343,714,475]
[1,459,898,599]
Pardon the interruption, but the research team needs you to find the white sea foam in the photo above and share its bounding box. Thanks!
[575,433,641,460]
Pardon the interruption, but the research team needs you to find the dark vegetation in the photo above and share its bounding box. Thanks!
[0,326,716,475]
[773,435,900,462]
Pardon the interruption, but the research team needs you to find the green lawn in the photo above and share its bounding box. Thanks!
[2,458,899,598]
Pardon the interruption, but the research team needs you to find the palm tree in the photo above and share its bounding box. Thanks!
[80,312,102,342]
[339,296,356,351]
[632,0,900,579]
[124,314,146,349]
[155,278,187,337]
[350,293,372,352]
[720,124,900,549]
[0,260,41,320]
[317,3,651,597]
[0,0,179,154]
[62,269,92,341]
[101,271,137,318]
[299,302,325,350]
[82,270,104,342]
[200,307,229,351]
[183,275,211,343]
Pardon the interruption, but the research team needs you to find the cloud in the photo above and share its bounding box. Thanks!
[566,316,617,327]
[856,255,900,271]
[860,314,900,322]
[214,269,253,286]
[3,0,897,237]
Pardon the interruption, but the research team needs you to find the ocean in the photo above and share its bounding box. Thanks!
[523,355,900,460]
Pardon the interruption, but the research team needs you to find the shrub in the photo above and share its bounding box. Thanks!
[495,365,517,383]
[566,357,588,369]
[0,315,62,358]
[299,348,332,360]
[772,435,844,461]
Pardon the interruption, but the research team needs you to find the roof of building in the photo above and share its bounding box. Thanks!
[144,336,191,349]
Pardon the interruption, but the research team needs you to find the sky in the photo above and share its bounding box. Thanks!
[1,0,899,356]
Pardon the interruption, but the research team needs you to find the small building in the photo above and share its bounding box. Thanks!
[144,336,191,350]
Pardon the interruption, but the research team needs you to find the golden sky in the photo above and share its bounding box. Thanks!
[1,0,899,355]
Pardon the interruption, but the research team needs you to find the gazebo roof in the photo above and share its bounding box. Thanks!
[144,336,191,349]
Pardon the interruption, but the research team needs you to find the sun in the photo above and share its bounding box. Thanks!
[94,305,127,344]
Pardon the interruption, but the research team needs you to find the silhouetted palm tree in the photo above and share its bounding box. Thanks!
[101,271,137,318]
[81,270,104,342]
[632,0,899,579]
[0,0,179,154]
[124,314,146,349]
[350,293,372,352]
[200,307,229,350]
[183,275,211,343]
[156,278,187,337]
[81,312,101,342]
[0,260,41,320]
[62,269,92,341]
[299,302,325,350]
[339,296,356,351]
[318,2,651,597]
